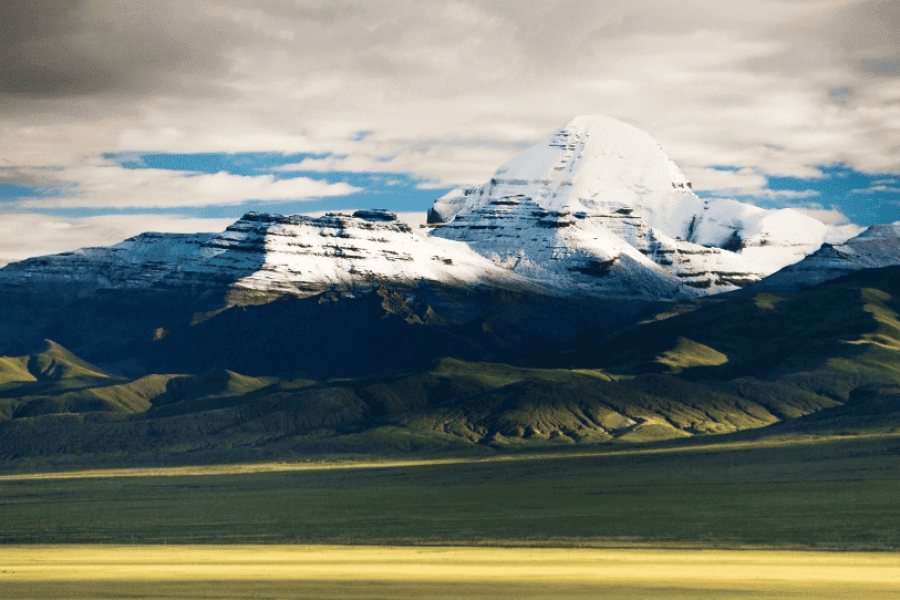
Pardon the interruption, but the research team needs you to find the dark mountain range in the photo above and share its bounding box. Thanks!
[1,266,897,466]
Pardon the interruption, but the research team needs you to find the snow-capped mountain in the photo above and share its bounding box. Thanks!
[750,222,900,292]
[0,116,872,309]
[429,115,855,298]
[0,210,525,305]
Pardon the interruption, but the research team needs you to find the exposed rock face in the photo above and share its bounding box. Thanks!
[0,116,874,315]
[0,210,526,307]
[750,222,900,292]
[429,115,856,298]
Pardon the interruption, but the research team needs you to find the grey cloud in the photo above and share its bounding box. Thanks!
[0,0,898,199]
[0,1,102,95]
[0,166,66,188]
[828,86,854,105]
[819,0,900,77]
[0,1,245,99]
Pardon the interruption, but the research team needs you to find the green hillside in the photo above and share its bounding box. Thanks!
[551,268,900,385]
[25,340,116,384]
[0,268,898,466]
[0,356,35,387]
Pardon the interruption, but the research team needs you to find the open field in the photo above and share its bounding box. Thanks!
[2,545,899,599]
[2,434,899,549]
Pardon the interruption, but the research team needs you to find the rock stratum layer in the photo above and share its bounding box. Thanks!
[750,222,900,292]
[0,209,526,307]
[429,115,858,298]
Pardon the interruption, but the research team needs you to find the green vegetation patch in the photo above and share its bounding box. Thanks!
[653,336,728,373]
[0,357,35,387]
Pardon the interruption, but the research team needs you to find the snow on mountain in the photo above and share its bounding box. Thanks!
[229,211,525,297]
[428,115,854,298]
[1,116,873,306]
[750,222,900,292]
[0,210,526,304]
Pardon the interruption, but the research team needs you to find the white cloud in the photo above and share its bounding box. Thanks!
[757,189,821,200]
[7,159,360,209]
[789,206,854,226]
[683,167,770,194]
[684,166,820,200]
[1,0,898,220]
[851,184,900,194]
[271,143,522,188]
[0,213,233,267]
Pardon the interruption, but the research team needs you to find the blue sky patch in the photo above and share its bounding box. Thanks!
[697,164,899,225]
[767,164,898,225]
[4,153,897,225]
[23,152,455,219]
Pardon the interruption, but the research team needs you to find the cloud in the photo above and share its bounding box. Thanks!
[756,189,821,200]
[1,0,898,219]
[788,206,854,226]
[851,184,900,194]
[4,160,360,208]
[0,213,233,267]
[684,166,820,201]
[271,143,520,188]
[683,167,770,194]
[0,1,239,98]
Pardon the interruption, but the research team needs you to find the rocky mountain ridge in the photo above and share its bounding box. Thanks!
[0,208,528,308]
[429,115,859,297]
[749,221,900,292]
[2,116,865,307]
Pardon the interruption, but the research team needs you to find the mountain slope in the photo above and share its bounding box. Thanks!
[2,268,899,464]
[428,115,856,297]
[542,266,900,403]
[0,117,867,369]
[0,210,557,366]
[119,283,654,379]
[750,222,900,292]
[0,210,525,306]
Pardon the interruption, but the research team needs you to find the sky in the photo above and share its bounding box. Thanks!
[1,0,899,265]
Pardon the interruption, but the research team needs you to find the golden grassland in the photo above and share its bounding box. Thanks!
[1,545,898,600]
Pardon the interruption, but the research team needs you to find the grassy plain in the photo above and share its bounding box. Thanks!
[2,434,898,549]
[1,545,898,599]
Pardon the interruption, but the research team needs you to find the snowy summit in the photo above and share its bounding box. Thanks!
[429,115,858,298]
[0,116,872,306]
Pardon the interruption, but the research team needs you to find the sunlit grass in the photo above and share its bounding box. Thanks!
[3,432,896,481]
[654,336,728,373]
[1,546,898,600]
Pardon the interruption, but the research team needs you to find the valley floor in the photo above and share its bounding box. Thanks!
[2,434,898,550]
[1,545,898,599]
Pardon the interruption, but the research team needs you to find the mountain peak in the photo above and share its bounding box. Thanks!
[430,114,692,226]
[428,116,855,298]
